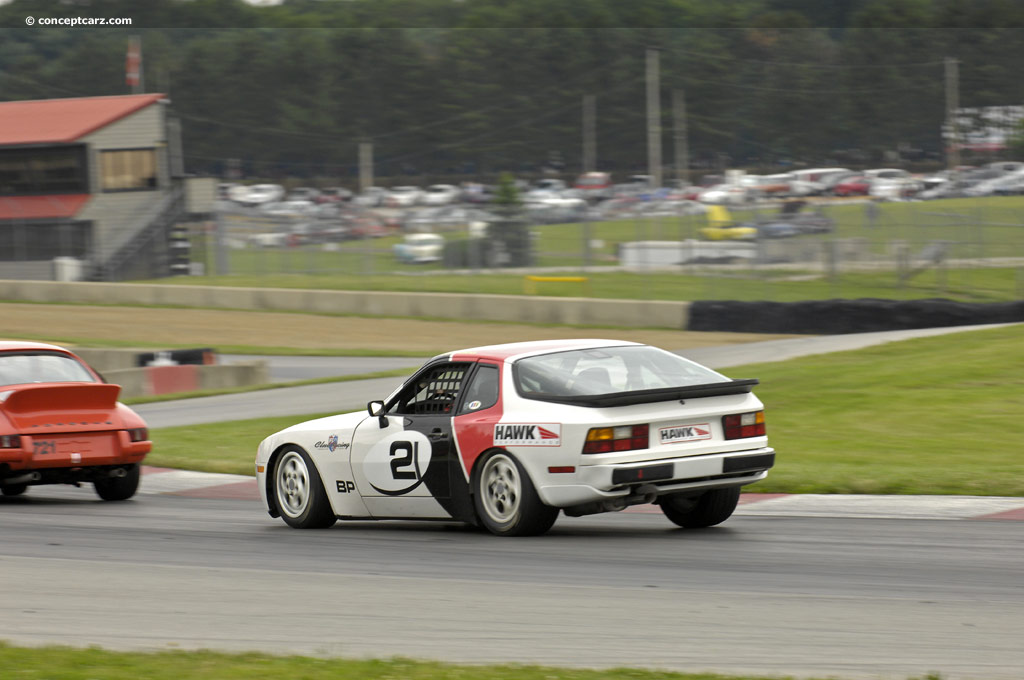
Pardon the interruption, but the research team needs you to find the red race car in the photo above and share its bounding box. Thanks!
[0,341,151,500]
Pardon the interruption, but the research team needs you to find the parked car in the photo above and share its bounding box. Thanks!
[393,232,445,263]
[260,200,318,218]
[241,183,285,206]
[0,341,151,500]
[352,186,389,207]
[316,187,354,204]
[833,175,871,197]
[420,184,461,206]
[255,339,773,536]
[574,172,613,200]
[383,185,425,208]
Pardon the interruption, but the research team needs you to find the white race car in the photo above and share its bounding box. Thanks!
[255,339,774,536]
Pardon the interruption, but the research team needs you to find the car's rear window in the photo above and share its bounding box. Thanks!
[514,345,728,398]
[0,352,97,387]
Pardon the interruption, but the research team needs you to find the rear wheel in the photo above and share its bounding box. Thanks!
[660,487,741,528]
[274,447,336,529]
[93,464,140,501]
[1,483,28,497]
[473,451,558,537]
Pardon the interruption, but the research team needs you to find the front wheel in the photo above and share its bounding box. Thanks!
[93,464,140,501]
[660,486,741,528]
[473,451,558,537]
[273,447,336,529]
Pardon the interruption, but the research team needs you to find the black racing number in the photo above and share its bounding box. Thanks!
[33,440,56,456]
[389,441,419,480]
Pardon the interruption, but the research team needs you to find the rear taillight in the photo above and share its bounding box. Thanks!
[582,424,648,454]
[723,411,765,440]
[0,434,21,448]
[127,428,148,442]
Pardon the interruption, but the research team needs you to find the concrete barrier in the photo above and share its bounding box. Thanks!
[0,280,691,329]
[68,348,270,399]
[103,361,269,399]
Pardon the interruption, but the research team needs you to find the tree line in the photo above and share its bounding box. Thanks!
[2,0,1023,183]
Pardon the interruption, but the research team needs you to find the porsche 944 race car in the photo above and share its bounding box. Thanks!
[256,339,774,536]
[0,341,151,500]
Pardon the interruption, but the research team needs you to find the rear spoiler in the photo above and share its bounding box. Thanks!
[520,378,759,408]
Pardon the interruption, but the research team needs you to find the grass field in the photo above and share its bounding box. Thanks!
[148,323,1024,496]
[0,643,896,680]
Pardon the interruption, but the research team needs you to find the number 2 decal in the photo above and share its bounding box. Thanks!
[363,431,433,497]
[389,441,420,480]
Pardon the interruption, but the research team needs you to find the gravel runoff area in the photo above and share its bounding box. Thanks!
[0,302,801,354]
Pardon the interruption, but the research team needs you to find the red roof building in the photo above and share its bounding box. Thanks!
[0,93,185,281]
[0,93,165,146]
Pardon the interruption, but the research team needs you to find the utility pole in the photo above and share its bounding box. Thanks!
[646,47,662,188]
[945,57,960,172]
[582,94,596,173]
[672,88,689,186]
[358,141,373,191]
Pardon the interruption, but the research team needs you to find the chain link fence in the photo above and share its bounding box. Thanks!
[189,196,1024,302]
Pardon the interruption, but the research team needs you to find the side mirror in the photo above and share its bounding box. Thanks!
[367,400,389,428]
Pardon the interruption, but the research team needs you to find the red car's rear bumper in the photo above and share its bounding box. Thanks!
[0,431,149,471]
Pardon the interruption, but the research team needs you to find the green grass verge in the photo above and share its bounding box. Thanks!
[155,266,1024,304]
[148,324,1024,495]
[0,643,940,680]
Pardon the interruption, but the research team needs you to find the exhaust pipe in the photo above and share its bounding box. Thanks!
[3,471,41,485]
[110,467,128,478]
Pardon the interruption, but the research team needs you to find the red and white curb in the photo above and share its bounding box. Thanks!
[141,467,1024,521]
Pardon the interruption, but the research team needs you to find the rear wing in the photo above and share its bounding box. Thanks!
[519,378,759,408]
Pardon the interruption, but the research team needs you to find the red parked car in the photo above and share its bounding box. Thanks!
[833,175,870,196]
[0,341,151,500]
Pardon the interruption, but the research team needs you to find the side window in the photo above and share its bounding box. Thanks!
[459,364,499,414]
[391,363,469,415]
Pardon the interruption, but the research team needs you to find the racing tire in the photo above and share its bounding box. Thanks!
[93,464,140,501]
[473,451,558,537]
[273,447,336,529]
[1,483,28,497]
[660,486,741,528]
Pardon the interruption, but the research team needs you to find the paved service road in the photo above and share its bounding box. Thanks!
[1,490,1022,680]
[139,324,1015,429]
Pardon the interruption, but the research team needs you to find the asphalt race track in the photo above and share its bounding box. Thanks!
[3,324,1022,679]
[2,486,1023,680]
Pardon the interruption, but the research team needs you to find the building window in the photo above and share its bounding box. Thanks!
[0,145,88,195]
[100,149,158,191]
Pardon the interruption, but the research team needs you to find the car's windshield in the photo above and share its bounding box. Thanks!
[0,352,97,387]
[514,345,728,398]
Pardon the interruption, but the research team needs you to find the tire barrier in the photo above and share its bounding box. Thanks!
[688,298,1024,335]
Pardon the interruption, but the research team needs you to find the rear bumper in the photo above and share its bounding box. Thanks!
[0,431,149,473]
[537,447,775,508]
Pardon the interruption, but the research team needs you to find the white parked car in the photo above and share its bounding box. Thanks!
[383,185,425,208]
[255,339,774,536]
[352,186,389,207]
[260,200,318,218]
[420,184,461,206]
[233,183,285,206]
[393,232,445,263]
[865,169,921,199]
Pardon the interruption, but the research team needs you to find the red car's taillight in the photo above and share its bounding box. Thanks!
[127,428,148,442]
[723,411,765,440]
[582,424,649,454]
[0,434,21,448]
